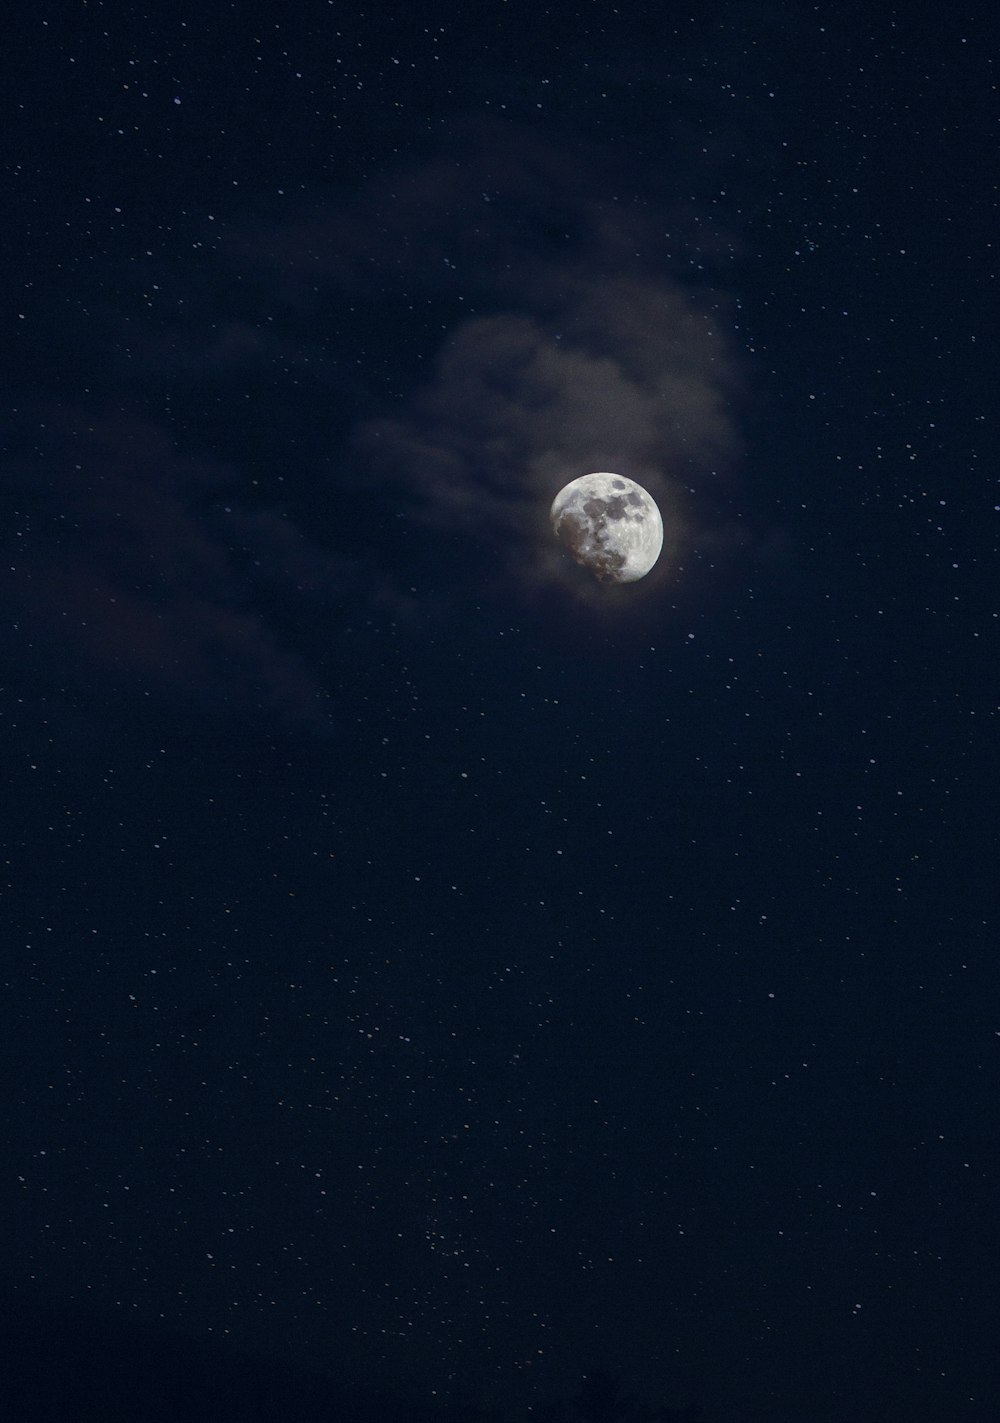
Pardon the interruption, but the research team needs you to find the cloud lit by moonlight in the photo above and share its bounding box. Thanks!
[353,179,741,599]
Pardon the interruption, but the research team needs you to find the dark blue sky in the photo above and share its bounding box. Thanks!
[2,2,997,1420]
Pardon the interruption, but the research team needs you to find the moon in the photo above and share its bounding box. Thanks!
[550,473,663,583]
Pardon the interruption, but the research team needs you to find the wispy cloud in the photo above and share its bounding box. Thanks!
[357,273,740,587]
[4,407,331,732]
[7,118,744,734]
[245,117,744,601]
[351,175,740,605]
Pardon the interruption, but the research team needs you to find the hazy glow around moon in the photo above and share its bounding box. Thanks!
[550,472,664,583]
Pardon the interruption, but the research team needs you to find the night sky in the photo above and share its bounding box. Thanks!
[3,2,998,1421]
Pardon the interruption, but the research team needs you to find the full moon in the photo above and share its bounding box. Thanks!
[550,472,663,584]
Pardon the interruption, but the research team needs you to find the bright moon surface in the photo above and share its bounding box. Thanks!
[550,472,664,583]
